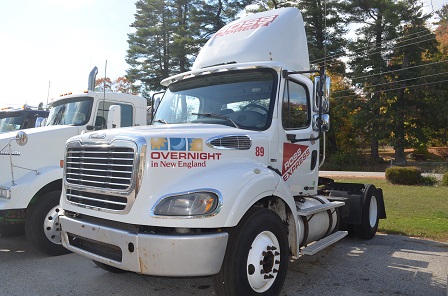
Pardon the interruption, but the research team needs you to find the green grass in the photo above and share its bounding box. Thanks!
[333,178,448,242]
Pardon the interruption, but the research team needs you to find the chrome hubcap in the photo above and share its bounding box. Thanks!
[43,205,62,244]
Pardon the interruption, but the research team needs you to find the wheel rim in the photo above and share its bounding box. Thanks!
[369,196,378,228]
[43,205,62,245]
[246,231,281,293]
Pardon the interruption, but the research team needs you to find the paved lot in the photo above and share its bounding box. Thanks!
[1,233,446,296]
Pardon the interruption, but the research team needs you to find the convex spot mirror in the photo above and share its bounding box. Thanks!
[313,75,330,113]
[312,114,330,132]
[15,131,28,146]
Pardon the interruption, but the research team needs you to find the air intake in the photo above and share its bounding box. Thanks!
[207,135,251,150]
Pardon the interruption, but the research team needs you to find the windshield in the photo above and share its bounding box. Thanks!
[46,97,93,126]
[0,113,24,133]
[153,69,277,131]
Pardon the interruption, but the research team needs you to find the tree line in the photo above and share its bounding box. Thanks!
[124,0,448,163]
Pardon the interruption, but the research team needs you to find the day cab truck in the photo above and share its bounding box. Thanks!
[58,8,386,295]
[0,67,148,255]
[0,106,48,133]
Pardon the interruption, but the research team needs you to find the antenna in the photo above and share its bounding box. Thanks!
[103,60,107,100]
[46,81,50,110]
[323,0,328,71]
[102,60,107,121]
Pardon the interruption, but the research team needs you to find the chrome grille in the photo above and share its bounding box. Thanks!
[65,189,127,211]
[207,135,252,150]
[66,146,134,191]
[64,138,144,213]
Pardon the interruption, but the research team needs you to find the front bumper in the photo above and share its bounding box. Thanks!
[59,215,228,276]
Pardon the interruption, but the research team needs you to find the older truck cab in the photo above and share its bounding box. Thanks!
[0,67,148,255]
[0,107,48,133]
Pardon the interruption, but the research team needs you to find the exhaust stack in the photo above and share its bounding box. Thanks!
[87,66,98,91]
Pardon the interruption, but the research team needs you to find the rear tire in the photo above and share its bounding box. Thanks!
[355,185,379,239]
[25,191,70,256]
[213,207,289,296]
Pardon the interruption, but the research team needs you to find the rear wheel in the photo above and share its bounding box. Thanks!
[355,185,379,239]
[213,207,289,296]
[25,191,70,256]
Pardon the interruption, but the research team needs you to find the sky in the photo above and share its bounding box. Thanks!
[0,0,446,109]
[0,0,136,108]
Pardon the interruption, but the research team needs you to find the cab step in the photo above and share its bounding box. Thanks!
[296,201,345,217]
[301,231,348,255]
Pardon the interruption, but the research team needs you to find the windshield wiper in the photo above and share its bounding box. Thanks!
[192,112,239,128]
[154,119,169,124]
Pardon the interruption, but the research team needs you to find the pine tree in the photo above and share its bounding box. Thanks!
[126,0,173,95]
[421,4,448,146]
[387,0,437,162]
[126,0,250,96]
[345,0,401,161]
[297,0,348,74]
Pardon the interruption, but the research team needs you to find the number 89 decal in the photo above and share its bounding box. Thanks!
[255,146,265,157]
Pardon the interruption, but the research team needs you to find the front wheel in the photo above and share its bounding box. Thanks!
[213,207,289,296]
[25,191,70,256]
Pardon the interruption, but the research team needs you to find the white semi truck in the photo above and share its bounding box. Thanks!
[0,67,148,255]
[58,8,386,295]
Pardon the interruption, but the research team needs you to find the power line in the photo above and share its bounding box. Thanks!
[311,29,436,64]
[348,60,448,81]
[312,29,435,64]
[334,71,448,93]
[313,34,436,65]
[332,78,448,99]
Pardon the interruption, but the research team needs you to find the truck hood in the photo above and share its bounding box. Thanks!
[74,124,266,143]
[0,124,79,140]
[0,125,80,185]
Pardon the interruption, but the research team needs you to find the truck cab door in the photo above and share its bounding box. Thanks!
[276,77,319,196]
[93,101,135,130]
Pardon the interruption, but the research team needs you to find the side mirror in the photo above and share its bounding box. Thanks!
[312,114,330,132]
[313,75,330,113]
[107,105,121,129]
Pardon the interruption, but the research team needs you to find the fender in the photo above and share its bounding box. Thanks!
[273,177,301,256]
[0,166,62,210]
[159,161,284,228]
[222,168,297,228]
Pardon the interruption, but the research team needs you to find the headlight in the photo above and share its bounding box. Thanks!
[153,191,219,216]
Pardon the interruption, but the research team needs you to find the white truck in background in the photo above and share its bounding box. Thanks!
[58,8,386,295]
[0,67,148,255]
[0,106,49,133]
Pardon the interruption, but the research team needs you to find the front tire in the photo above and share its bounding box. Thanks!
[213,207,289,296]
[25,191,70,256]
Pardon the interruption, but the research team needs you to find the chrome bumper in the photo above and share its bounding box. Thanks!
[60,215,228,276]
